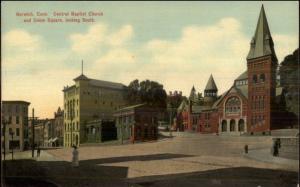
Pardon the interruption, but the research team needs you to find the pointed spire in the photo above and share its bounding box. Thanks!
[189,85,197,101]
[74,59,89,81]
[81,60,83,75]
[247,5,277,61]
[205,74,218,91]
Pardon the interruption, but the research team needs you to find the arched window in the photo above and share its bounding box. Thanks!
[225,97,241,114]
[238,119,245,132]
[222,120,227,132]
[230,119,235,131]
[253,75,257,83]
[260,74,265,82]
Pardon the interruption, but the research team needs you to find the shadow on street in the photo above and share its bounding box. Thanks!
[2,153,298,187]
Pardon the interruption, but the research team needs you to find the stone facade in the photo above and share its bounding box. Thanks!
[63,73,127,147]
[1,101,30,151]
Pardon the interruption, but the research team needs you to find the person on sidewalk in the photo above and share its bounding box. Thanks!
[37,146,41,157]
[72,145,79,167]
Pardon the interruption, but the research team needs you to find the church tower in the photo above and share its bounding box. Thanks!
[204,74,218,105]
[247,5,278,133]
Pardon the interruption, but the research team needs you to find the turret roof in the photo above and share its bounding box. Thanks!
[205,75,218,91]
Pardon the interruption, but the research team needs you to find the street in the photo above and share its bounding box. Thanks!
[2,132,298,187]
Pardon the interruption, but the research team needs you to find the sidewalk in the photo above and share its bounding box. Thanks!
[3,150,61,162]
[244,148,299,171]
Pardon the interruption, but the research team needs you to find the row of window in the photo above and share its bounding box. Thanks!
[64,133,79,144]
[225,97,241,114]
[1,127,20,136]
[3,105,27,114]
[3,116,21,124]
[251,97,265,110]
[205,92,217,97]
[252,74,265,83]
[235,80,248,86]
[64,122,79,132]
[251,115,265,126]
[118,115,135,124]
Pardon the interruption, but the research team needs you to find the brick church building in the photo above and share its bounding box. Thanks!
[177,5,292,135]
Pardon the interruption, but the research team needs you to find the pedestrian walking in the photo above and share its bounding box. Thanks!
[244,144,248,154]
[72,145,79,167]
[37,146,41,157]
[272,139,279,156]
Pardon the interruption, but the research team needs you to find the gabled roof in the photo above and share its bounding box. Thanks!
[177,99,188,112]
[247,5,277,61]
[205,74,218,91]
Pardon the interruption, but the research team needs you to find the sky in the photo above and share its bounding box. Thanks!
[1,1,299,118]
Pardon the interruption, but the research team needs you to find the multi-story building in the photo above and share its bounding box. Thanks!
[53,107,64,146]
[114,104,161,143]
[29,119,54,147]
[1,101,30,151]
[177,5,292,135]
[63,73,127,147]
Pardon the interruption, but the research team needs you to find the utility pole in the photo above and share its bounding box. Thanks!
[70,108,73,147]
[32,109,35,157]
[29,108,38,158]
[2,118,8,161]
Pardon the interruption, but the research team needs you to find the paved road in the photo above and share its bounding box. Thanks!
[3,132,298,187]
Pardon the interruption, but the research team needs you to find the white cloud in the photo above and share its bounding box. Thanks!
[273,34,298,63]
[3,29,42,52]
[106,25,133,46]
[70,23,107,53]
[69,23,134,54]
[142,18,249,95]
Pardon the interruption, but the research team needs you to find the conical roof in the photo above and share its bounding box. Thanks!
[205,75,218,91]
[189,86,197,101]
[247,5,277,61]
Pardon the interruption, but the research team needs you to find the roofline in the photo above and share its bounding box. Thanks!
[89,84,126,90]
[62,85,76,92]
[2,101,30,105]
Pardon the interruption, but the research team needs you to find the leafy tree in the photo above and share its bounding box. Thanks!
[126,79,167,108]
[279,48,299,118]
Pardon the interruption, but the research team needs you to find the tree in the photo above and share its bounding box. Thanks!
[279,48,299,119]
[126,79,167,108]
